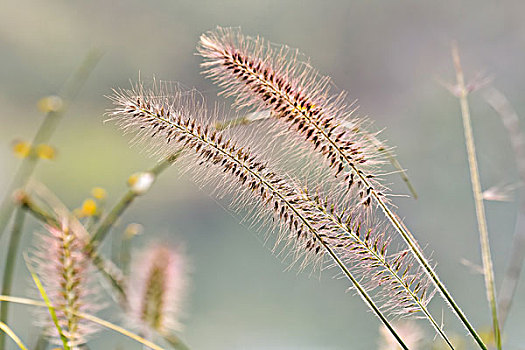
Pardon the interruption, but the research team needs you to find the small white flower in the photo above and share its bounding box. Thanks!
[128,172,155,195]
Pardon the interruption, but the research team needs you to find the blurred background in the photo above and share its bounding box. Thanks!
[1,0,525,349]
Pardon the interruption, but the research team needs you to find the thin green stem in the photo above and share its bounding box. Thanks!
[88,190,136,248]
[452,43,501,349]
[214,111,270,131]
[88,149,183,249]
[17,192,59,227]
[89,249,127,301]
[150,150,184,176]
[309,197,454,348]
[25,254,71,350]
[323,240,409,349]
[374,190,486,349]
[17,192,58,227]
[0,207,26,350]
[316,97,480,348]
[384,157,418,200]
[0,50,102,239]
[357,127,419,199]
[214,115,251,131]
[114,229,133,275]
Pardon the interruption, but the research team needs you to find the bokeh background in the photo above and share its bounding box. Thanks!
[1,0,525,349]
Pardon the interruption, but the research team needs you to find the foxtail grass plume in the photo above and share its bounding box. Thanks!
[32,217,101,348]
[126,243,188,335]
[198,27,388,209]
[108,83,435,322]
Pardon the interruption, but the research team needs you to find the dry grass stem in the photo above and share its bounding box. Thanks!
[451,43,501,349]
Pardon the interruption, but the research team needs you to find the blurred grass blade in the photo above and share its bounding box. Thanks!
[0,321,28,350]
[451,43,501,349]
[0,49,103,239]
[365,131,418,199]
[342,120,418,198]
[161,332,191,350]
[24,253,71,350]
[214,110,271,131]
[483,86,525,327]
[0,207,26,349]
[0,295,167,350]
[32,332,48,350]
[77,311,166,350]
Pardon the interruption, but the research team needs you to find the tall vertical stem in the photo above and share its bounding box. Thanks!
[452,43,501,349]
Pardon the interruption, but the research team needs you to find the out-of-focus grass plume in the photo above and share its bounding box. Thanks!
[126,242,188,337]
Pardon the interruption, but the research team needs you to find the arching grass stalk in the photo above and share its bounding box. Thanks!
[0,49,102,239]
[0,321,28,350]
[199,27,485,348]
[0,295,168,350]
[451,43,501,349]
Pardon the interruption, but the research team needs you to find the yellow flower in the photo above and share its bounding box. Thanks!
[91,187,107,200]
[37,95,63,113]
[12,141,31,158]
[35,144,56,160]
[80,199,97,217]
